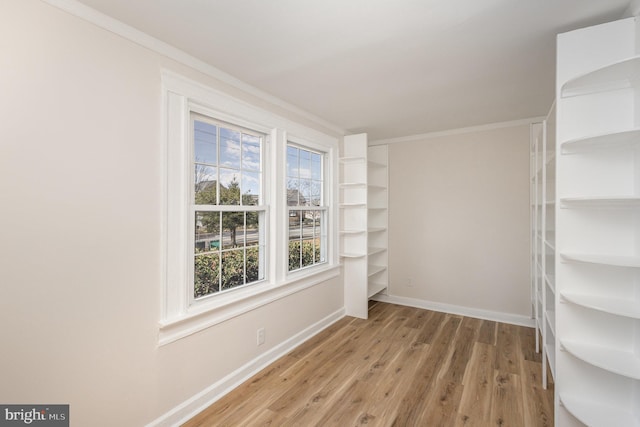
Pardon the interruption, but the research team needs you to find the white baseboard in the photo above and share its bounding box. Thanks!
[146,307,346,427]
[371,294,535,328]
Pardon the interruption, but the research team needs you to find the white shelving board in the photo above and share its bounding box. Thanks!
[555,15,640,427]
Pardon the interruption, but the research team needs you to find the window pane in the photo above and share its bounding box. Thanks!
[220,169,241,205]
[287,178,300,206]
[300,179,312,206]
[195,212,220,253]
[287,146,299,177]
[311,152,322,180]
[242,135,261,171]
[302,239,315,268]
[310,180,321,206]
[194,120,217,165]
[221,211,245,249]
[288,240,301,271]
[194,253,219,298]
[245,211,260,246]
[220,127,241,168]
[246,245,263,283]
[242,171,260,205]
[194,165,217,205]
[221,250,245,291]
[299,149,311,179]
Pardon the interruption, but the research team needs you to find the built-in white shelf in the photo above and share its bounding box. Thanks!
[340,252,366,258]
[560,196,640,208]
[546,342,556,378]
[561,292,640,319]
[368,160,386,169]
[561,339,640,380]
[368,247,386,256]
[561,128,640,153]
[367,281,386,298]
[339,156,366,164]
[560,55,640,98]
[544,239,555,252]
[368,184,386,190]
[339,202,367,208]
[340,229,366,235]
[368,264,386,277]
[560,394,640,427]
[341,137,388,319]
[560,253,640,268]
[368,227,387,233]
[340,182,367,188]
[545,310,556,336]
[544,274,555,294]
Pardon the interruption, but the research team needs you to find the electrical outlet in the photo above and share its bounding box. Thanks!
[257,328,265,346]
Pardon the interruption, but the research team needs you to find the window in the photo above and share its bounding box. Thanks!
[192,114,266,299]
[161,70,339,344]
[287,144,327,271]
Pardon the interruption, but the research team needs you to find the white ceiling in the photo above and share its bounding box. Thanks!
[76,0,630,140]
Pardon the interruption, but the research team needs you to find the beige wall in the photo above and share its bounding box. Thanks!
[0,1,342,425]
[387,124,531,318]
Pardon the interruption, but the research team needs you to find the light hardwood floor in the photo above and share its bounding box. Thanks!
[183,302,553,426]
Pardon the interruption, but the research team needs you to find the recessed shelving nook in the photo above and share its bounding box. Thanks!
[555,16,640,427]
[340,134,389,319]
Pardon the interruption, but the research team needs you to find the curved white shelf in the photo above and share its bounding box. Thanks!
[561,292,640,319]
[560,252,640,268]
[560,394,640,427]
[560,196,640,208]
[340,252,366,258]
[561,128,640,153]
[562,339,640,380]
[560,55,640,98]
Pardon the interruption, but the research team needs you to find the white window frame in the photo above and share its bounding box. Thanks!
[286,140,329,274]
[160,70,339,345]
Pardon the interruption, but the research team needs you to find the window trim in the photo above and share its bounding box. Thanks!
[160,70,339,345]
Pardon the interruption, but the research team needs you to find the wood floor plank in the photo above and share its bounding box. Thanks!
[494,322,522,375]
[455,342,496,427]
[490,371,524,427]
[519,323,542,363]
[477,319,497,345]
[181,304,553,427]
[521,359,554,427]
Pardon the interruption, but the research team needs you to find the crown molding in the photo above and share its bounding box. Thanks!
[369,116,546,146]
[41,0,346,136]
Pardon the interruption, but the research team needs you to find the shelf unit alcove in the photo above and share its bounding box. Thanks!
[555,16,640,426]
[340,134,389,319]
[530,103,557,390]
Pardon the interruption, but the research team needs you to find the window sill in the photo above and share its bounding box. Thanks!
[158,265,340,346]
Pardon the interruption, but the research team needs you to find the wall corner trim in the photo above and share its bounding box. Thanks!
[146,307,346,427]
[372,294,535,328]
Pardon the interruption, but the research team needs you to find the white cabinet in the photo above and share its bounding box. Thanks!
[340,135,388,319]
[555,16,640,427]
